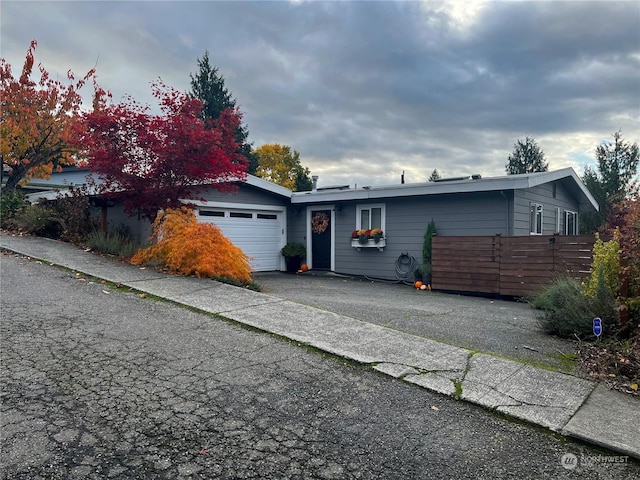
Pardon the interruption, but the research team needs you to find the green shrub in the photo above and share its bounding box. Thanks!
[0,189,29,228]
[86,230,143,258]
[422,219,437,277]
[582,231,621,298]
[590,265,619,332]
[12,203,62,238]
[628,297,640,323]
[2,186,97,242]
[533,271,620,339]
[52,186,98,243]
[532,276,594,338]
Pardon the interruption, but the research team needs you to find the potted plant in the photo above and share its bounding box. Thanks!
[281,242,306,273]
[370,228,384,243]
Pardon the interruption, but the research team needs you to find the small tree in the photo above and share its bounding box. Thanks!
[254,143,312,191]
[428,169,441,182]
[505,137,548,175]
[74,80,247,220]
[422,219,437,279]
[582,231,621,299]
[1,40,98,191]
[131,207,252,283]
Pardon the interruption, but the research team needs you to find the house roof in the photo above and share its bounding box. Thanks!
[291,167,599,212]
[243,174,292,198]
[24,168,292,202]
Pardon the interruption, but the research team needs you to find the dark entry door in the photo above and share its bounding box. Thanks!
[311,209,331,270]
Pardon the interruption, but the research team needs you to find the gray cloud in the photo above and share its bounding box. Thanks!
[2,0,638,187]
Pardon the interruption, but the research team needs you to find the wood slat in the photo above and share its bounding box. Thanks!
[432,235,595,296]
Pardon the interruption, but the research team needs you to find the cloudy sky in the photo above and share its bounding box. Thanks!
[2,1,639,188]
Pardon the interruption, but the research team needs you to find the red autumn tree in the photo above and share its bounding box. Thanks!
[73,80,247,219]
[605,193,640,298]
[0,40,97,191]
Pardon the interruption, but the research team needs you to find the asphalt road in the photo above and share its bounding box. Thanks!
[2,253,638,479]
[254,272,579,373]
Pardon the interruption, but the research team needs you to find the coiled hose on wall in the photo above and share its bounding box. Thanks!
[362,252,419,284]
[395,252,419,283]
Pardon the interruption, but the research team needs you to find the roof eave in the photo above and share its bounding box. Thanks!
[291,168,599,212]
[242,174,292,198]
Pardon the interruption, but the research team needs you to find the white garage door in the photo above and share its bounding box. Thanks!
[197,207,283,272]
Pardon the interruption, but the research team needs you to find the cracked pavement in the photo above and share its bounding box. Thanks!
[3,253,640,478]
[254,272,579,374]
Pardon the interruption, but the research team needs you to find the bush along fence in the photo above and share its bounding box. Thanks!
[431,234,598,297]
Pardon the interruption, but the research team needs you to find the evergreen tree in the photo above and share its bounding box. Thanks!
[580,130,639,233]
[505,137,548,175]
[189,51,258,173]
[428,169,441,182]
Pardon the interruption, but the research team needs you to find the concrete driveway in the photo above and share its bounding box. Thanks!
[254,271,578,374]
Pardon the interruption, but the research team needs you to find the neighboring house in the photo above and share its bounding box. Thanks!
[21,166,598,279]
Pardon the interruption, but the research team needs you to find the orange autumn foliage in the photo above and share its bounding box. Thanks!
[131,207,252,283]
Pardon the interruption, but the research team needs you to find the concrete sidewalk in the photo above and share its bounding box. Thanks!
[1,232,638,460]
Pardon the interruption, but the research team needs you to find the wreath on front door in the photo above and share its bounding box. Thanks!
[311,212,329,234]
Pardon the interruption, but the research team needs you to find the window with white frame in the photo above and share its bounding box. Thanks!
[530,203,543,235]
[565,210,578,235]
[356,204,385,231]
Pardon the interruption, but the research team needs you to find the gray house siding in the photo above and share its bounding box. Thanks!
[197,184,289,207]
[322,191,511,280]
[101,203,152,242]
[101,183,289,243]
[513,182,581,235]
[287,207,308,247]
[293,184,585,280]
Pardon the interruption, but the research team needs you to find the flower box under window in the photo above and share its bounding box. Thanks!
[351,238,386,251]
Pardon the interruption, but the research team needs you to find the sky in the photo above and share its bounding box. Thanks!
[2,0,639,188]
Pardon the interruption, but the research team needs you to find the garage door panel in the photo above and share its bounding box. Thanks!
[197,209,283,272]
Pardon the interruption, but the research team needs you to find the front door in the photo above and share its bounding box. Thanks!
[311,209,332,270]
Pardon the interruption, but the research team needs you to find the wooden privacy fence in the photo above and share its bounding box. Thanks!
[431,235,596,297]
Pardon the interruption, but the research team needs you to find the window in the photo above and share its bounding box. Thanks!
[199,210,224,217]
[565,211,578,235]
[530,203,543,235]
[356,204,385,231]
[230,212,252,219]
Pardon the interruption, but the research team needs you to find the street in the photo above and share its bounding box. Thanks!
[1,252,638,479]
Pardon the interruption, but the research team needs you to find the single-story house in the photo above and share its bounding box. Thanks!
[286,168,598,280]
[20,168,292,272]
[20,166,598,279]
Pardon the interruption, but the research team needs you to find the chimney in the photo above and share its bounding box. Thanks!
[401,170,405,184]
[312,175,318,191]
